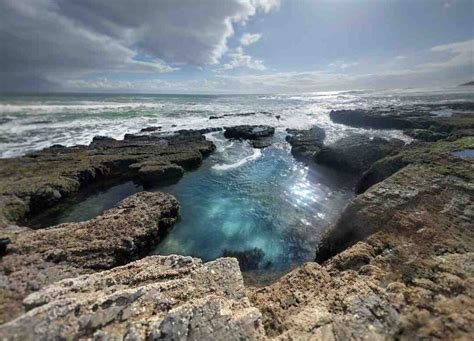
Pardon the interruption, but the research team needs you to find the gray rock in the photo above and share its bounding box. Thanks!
[0,256,265,340]
[286,126,326,160]
[315,134,404,173]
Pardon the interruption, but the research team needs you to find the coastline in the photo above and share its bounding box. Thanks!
[0,103,473,339]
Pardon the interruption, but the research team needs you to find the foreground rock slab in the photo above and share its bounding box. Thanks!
[0,255,264,340]
[0,192,179,324]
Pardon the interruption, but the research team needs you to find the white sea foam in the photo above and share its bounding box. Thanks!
[212,148,262,171]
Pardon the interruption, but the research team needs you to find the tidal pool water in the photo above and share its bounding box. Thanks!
[154,132,354,273]
[31,132,354,275]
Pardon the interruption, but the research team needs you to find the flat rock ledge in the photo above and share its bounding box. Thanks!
[0,255,264,340]
[224,125,275,149]
[0,130,215,227]
[0,191,179,324]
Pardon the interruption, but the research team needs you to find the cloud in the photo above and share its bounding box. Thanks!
[220,47,266,71]
[240,33,262,46]
[0,0,279,91]
[422,39,473,70]
[329,61,359,70]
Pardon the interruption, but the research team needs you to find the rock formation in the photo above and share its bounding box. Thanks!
[0,255,264,340]
[0,192,179,324]
[314,134,404,173]
[224,125,275,149]
[285,126,326,160]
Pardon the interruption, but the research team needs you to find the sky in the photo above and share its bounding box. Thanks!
[0,0,473,94]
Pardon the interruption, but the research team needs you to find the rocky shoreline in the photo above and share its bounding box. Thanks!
[0,108,473,339]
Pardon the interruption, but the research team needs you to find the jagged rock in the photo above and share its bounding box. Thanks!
[0,130,214,227]
[286,126,326,160]
[224,125,275,149]
[0,192,179,324]
[314,134,404,173]
[0,255,265,340]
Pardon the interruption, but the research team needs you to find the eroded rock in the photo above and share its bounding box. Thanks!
[0,255,265,340]
[0,192,179,323]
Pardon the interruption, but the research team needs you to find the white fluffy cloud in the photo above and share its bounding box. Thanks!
[240,33,262,46]
[221,47,266,71]
[0,0,279,91]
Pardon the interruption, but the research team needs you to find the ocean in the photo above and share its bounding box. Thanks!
[1,87,473,158]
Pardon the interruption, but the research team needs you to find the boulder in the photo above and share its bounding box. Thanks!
[224,125,275,140]
[314,134,404,173]
[286,126,326,160]
[224,125,275,149]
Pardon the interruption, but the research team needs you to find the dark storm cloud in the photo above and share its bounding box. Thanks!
[0,0,278,91]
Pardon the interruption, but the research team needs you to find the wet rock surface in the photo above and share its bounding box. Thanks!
[314,134,404,173]
[285,126,326,160]
[0,255,264,340]
[224,125,275,149]
[356,136,474,194]
[0,130,215,227]
[0,192,179,324]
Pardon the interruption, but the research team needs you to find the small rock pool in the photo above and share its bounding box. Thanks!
[452,149,474,158]
[30,132,355,278]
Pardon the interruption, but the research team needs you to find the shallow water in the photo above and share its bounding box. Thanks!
[28,181,143,228]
